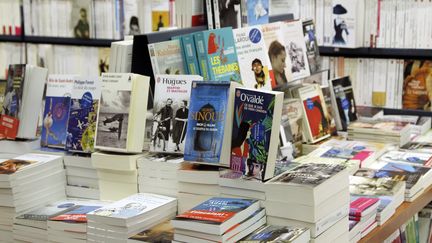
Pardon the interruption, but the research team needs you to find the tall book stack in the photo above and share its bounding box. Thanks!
[347,120,412,146]
[265,163,350,243]
[12,200,82,243]
[348,197,380,242]
[349,176,406,226]
[0,154,66,242]
[171,197,266,243]
[86,193,177,242]
[64,154,100,200]
[177,163,221,214]
[137,153,184,198]
[47,200,108,243]
[128,220,174,243]
[91,152,143,201]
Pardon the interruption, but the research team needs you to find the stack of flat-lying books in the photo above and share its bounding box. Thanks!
[64,153,100,200]
[348,197,380,242]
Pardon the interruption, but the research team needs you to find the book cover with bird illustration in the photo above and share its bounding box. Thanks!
[41,75,75,149]
[65,77,101,153]
[230,87,283,181]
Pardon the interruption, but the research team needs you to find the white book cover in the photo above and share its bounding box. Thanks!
[151,75,202,154]
[233,26,273,90]
[330,0,364,48]
[71,0,93,39]
[148,39,186,76]
[88,193,176,220]
[0,153,61,181]
[283,20,311,81]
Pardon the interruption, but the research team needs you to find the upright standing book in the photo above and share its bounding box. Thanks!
[240,0,269,27]
[66,77,101,153]
[302,19,321,74]
[330,76,358,131]
[95,73,150,153]
[283,20,311,81]
[233,25,273,90]
[280,98,303,158]
[230,87,283,181]
[151,74,202,154]
[41,75,75,148]
[148,39,186,77]
[184,81,240,166]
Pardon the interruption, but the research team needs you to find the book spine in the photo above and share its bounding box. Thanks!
[212,0,221,29]
[205,0,214,29]
[193,32,210,80]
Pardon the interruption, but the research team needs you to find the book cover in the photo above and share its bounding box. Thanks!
[183,81,230,164]
[319,146,373,162]
[148,39,186,76]
[0,79,6,114]
[302,19,321,74]
[89,193,175,219]
[0,153,60,177]
[271,163,345,186]
[283,20,311,80]
[379,150,432,167]
[240,225,308,242]
[243,0,269,26]
[181,34,201,75]
[401,142,432,154]
[349,176,404,196]
[17,201,81,221]
[175,197,257,224]
[1,64,25,120]
[331,76,357,131]
[50,205,102,223]
[402,60,432,111]
[65,77,101,153]
[354,167,423,191]
[98,48,110,75]
[233,26,273,90]
[215,0,242,29]
[349,197,379,216]
[128,220,173,242]
[152,0,170,31]
[262,22,293,87]
[95,73,132,150]
[41,75,75,148]
[330,0,363,48]
[152,74,202,154]
[71,0,93,39]
[198,27,241,82]
[280,98,303,157]
[298,84,331,143]
[230,88,282,181]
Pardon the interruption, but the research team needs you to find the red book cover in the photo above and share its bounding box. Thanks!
[303,95,326,139]
[350,197,379,217]
[0,115,19,139]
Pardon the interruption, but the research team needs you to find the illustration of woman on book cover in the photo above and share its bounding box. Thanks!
[332,4,349,45]
[0,159,32,174]
[268,40,288,86]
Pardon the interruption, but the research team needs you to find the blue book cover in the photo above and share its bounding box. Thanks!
[184,81,230,164]
[182,34,201,75]
[41,75,75,149]
[230,87,282,181]
[197,27,241,82]
[246,0,269,26]
[175,197,257,224]
[66,77,101,153]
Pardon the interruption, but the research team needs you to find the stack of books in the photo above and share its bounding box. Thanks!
[171,197,266,243]
[348,197,380,242]
[128,220,174,243]
[137,153,184,198]
[265,163,350,243]
[0,154,66,242]
[239,225,311,243]
[64,153,100,200]
[86,193,177,242]
[347,120,412,146]
[219,169,267,201]
[91,152,143,200]
[349,176,406,226]
[0,139,40,158]
[13,200,79,243]
[177,163,221,213]
[47,200,108,243]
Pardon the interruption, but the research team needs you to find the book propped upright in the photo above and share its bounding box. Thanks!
[65,76,101,153]
[230,87,283,181]
[184,81,241,166]
[95,73,150,153]
[41,75,76,148]
[148,39,186,76]
[0,64,48,139]
[329,76,358,131]
[151,74,203,154]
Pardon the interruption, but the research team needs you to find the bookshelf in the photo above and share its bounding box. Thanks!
[319,46,432,60]
[0,35,118,47]
[359,185,432,243]
[0,35,22,43]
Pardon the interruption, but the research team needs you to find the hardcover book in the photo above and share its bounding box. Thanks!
[41,75,75,148]
[148,39,186,77]
[283,20,311,80]
[271,163,346,186]
[330,76,358,131]
[183,81,234,165]
[95,73,150,153]
[296,84,331,143]
[151,74,203,154]
[194,27,241,82]
[65,77,101,153]
[230,87,283,181]
[302,19,321,74]
[233,26,273,90]
[239,225,309,242]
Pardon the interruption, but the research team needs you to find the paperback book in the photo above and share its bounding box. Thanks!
[50,205,102,223]
[349,176,405,196]
[233,26,273,90]
[283,20,311,80]
[379,150,432,167]
[71,0,93,39]
[330,76,358,131]
[302,19,321,74]
[230,87,283,181]
[41,75,75,148]
[128,220,173,242]
[148,39,186,76]
[152,74,203,154]
[240,0,269,27]
[239,225,309,242]
[65,77,101,153]
[0,153,61,180]
[280,98,303,158]
[0,79,6,113]
[402,60,432,111]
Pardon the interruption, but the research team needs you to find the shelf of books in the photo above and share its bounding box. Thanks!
[319,46,432,60]
[359,185,432,243]
[22,36,120,47]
